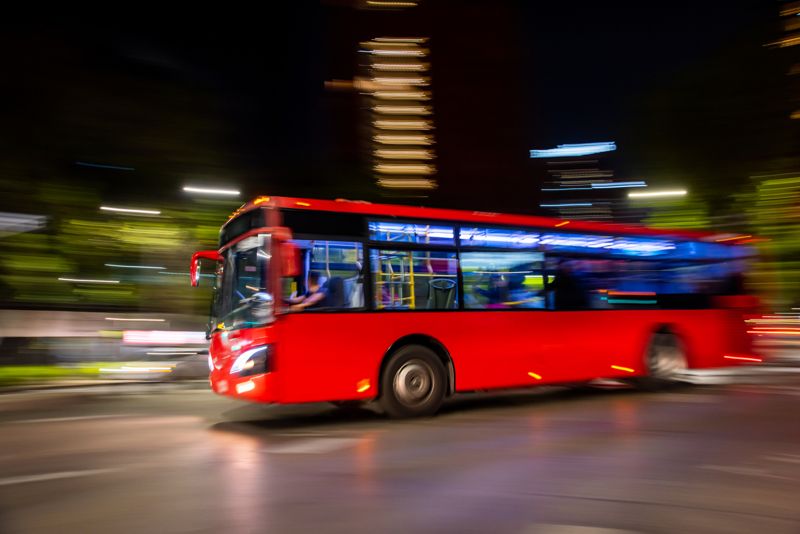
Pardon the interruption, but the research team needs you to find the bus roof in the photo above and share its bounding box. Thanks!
[229,195,748,244]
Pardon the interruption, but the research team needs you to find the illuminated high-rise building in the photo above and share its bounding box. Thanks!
[359,36,437,193]
[324,1,532,209]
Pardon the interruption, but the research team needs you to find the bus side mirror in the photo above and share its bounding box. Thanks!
[190,250,222,287]
[281,242,300,277]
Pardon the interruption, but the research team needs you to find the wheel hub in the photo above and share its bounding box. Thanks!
[394,360,435,406]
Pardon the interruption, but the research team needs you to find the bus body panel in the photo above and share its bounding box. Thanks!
[209,308,752,404]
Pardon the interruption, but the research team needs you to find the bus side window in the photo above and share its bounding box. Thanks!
[370,249,458,310]
[461,251,545,309]
[284,240,364,311]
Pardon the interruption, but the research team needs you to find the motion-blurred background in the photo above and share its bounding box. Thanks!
[1,1,799,385]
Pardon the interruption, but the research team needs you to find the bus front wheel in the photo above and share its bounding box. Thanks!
[380,345,446,418]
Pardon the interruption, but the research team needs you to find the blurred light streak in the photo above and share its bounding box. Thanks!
[374,134,433,145]
[104,264,166,270]
[105,317,165,322]
[555,221,570,227]
[373,105,431,114]
[296,201,311,206]
[376,178,436,189]
[611,365,635,373]
[372,63,428,71]
[145,352,197,356]
[541,187,594,191]
[374,37,426,43]
[183,186,240,196]
[527,372,542,380]
[367,1,418,6]
[0,212,47,234]
[236,380,256,394]
[367,49,426,57]
[772,35,800,47]
[58,277,120,284]
[530,142,616,158]
[75,161,135,171]
[372,91,430,100]
[123,331,207,344]
[373,77,428,86]
[591,181,647,189]
[608,291,656,296]
[628,190,687,199]
[356,379,371,392]
[540,203,592,207]
[367,0,417,7]
[375,149,433,159]
[374,164,435,175]
[100,206,161,215]
[253,196,271,205]
[780,4,800,16]
[715,235,752,243]
[374,120,432,130]
[100,366,172,373]
[748,330,800,335]
[724,355,763,362]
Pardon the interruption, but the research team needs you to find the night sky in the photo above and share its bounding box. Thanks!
[0,1,785,214]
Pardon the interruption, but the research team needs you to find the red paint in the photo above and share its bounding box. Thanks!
[202,195,758,405]
[208,308,754,404]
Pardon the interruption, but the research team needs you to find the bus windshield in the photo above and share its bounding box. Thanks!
[214,233,273,331]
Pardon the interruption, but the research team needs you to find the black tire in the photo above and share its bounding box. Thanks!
[633,329,688,391]
[379,345,447,418]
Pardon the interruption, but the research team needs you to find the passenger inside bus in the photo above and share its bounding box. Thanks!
[473,274,510,307]
[283,240,365,312]
[288,271,328,311]
[549,260,589,310]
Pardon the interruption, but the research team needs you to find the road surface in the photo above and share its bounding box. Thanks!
[1,378,799,533]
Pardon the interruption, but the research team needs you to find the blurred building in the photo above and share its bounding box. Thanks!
[779,1,800,135]
[531,141,648,222]
[360,36,437,194]
[323,0,533,211]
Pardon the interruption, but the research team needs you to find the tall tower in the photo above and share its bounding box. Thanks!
[359,36,437,195]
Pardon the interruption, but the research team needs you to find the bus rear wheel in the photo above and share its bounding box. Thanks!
[380,345,446,418]
[635,330,688,390]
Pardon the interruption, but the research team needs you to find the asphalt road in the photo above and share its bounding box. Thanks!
[1,378,799,534]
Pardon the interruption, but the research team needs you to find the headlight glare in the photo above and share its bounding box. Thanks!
[230,345,270,376]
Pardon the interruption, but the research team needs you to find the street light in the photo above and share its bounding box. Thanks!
[100,206,161,215]
[182,186,240,196]
[628,189,687,199]
[58,277,120,284]
[105,264,166,270]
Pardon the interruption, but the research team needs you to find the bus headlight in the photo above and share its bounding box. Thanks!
[230,345,271,376]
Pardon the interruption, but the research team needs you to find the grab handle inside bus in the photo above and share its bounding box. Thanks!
[190,250,222,287]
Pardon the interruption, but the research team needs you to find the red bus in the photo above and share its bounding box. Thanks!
[191,195,760,417]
